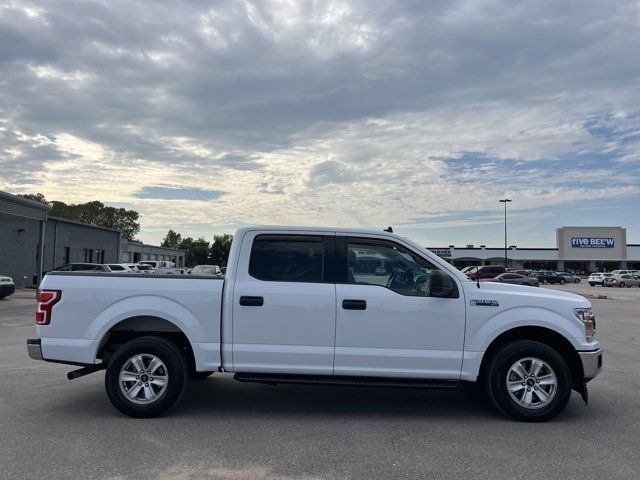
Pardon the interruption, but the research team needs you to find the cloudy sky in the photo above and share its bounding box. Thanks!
[1,0,639,247]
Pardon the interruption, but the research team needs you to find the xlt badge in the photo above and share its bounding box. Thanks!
[470,299,499,307]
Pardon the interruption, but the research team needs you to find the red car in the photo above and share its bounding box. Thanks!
[466,265,506,280]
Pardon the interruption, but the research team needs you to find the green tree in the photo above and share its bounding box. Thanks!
[179,237,210,266]
[18,194,140,240]
[18,193,48,204]
[161,229,182,249]
[210,234,233,267]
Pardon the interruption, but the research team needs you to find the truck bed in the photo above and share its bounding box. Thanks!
[37,272,224,370]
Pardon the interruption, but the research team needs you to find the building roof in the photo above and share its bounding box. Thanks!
[48,216,122,233]
[0,190,50,220]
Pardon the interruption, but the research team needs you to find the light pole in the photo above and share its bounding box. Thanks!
[499,199,511,268]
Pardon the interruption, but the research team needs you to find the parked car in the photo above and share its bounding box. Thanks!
[466,265,506,280]
[587,273,613,286]
[138,261,187,275]
[132,264,155,275]
[603,274,640,288]
[52,263,111,272]
[0,273,16,299]
[557,272,581,283]
[485,273,539,287]
[107,264,139,273]
[190,265,222,276]
[535,271,566,285]
[27,225,602,422]
[610,270,635,277]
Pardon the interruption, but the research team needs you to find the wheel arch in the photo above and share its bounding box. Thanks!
[96,315,197,375]
[478,326,584,393]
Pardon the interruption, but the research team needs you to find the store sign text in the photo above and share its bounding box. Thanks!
[571,237,614,248]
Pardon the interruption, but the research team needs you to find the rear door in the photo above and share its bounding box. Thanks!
[231,232,337,375]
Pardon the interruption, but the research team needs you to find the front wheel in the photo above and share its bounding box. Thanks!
[105,336,188,418]
[484,340,572,422]
[575,278,580,283]
[559,278,566,285]
[619,282,626,288]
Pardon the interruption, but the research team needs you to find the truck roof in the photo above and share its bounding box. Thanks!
[236,225,401,239]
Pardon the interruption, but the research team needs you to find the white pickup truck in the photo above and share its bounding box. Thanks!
[27,226,602,421]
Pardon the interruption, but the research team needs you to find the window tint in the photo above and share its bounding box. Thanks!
[249,235,324,283]
[347,239,444,297]
[109,265,124,271]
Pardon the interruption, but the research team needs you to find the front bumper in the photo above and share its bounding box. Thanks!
[27,338,43,361]
[579,348,603,380]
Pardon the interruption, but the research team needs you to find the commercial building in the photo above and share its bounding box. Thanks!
[120,240,185,267]
[428,226,639,273]
[0,190,121,285]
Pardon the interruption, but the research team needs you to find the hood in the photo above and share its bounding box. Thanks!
[463,280,590,306]
[0,275,14,282]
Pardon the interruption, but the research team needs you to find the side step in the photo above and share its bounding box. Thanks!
[234,373,458,390]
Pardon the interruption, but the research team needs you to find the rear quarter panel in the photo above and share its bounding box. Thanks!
[37,273,223,369]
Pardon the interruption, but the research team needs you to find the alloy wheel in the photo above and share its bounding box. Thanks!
[119,353,169,404]
[506,357,557,409]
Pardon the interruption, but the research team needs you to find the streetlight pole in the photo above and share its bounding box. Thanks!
[499,199,512,268]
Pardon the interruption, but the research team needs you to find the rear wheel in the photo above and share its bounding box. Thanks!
[484,340,572,422]
[105,336,188,418]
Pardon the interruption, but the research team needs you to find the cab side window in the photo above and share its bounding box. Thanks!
[347,239,446,297]
[249,235,325,283]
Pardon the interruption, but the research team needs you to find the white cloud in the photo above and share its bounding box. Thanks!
[1,0,639,245]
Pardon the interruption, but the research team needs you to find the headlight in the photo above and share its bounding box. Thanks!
[574,308,596,342]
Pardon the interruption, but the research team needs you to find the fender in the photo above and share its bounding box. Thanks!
[89,294,204,357]
[461,306,584,381]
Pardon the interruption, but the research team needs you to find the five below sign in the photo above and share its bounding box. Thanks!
[571,237,615,248]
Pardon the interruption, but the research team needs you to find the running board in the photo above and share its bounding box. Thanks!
[233,373,459,389]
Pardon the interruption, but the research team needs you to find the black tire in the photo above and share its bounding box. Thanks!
[105,336,188,418]
[619,282,625,288]
[191,371,214,380]
[575,278,580,283]
[543,279,548,284]
[484,340,572,422]
[559,278,566,285]
[589,283,595,287]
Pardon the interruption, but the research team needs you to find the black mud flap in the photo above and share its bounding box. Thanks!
[580,381,589,406]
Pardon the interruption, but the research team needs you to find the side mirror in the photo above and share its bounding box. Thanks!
[429,270,457,298]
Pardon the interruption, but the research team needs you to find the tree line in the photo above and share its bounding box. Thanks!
[18,193,232,267]
[161,230,233,267]
[19,193,140,240]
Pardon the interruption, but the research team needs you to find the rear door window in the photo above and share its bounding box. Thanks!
[249,235,325,283]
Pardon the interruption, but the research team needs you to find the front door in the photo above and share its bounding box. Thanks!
[232,233,336,375]
[334,237,466,379]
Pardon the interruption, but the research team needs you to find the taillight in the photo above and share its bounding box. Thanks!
[36,289,62,325]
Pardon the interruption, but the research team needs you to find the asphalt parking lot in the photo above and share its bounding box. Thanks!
[1,286,639,480]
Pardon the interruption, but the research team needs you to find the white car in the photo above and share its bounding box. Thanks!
[587,273,612,286]
[107,264,139,274]
[138,261,186,275]
[27,225,602,422]
[190,265,222,276]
